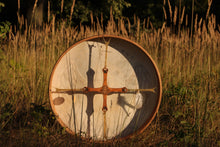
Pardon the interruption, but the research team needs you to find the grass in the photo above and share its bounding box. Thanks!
[0,6,220,146]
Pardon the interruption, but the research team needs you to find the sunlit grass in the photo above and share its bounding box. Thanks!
[0,11,219,146]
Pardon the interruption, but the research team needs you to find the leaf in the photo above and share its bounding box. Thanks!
[173,111,184,118]
[0,2,5,7]
[62,127,66,135]
[180,120,188,124]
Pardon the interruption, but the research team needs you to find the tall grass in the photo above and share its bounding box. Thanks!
[0,4,219,146]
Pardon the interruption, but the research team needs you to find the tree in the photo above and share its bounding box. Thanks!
[124,0,164,28]
[51,0,131,25]
[0,2,10,41]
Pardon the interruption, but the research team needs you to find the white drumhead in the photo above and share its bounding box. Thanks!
[49,35,162,141]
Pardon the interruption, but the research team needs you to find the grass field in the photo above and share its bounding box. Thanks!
[0,10,219,146]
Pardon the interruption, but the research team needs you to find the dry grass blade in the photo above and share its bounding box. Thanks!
[163,6,167,21]
[167,0,172,22]
[194,14,198,32]
[90,11,93,26]
[191,0,195,38]
[70,0,76,22]
[180,6,185,25]
[146,17,150,29]
[48,0,50,23]
[17,0,20,11]
[32,0,38,14]
[61,0,64,14]
[206,0,213,19]
[173,6,178,26]
[161,22,166,33]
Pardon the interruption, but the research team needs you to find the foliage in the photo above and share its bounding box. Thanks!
[0,2,10,42]
[50,0,131,25]
[1,0,220,28]
[0,2,4,13]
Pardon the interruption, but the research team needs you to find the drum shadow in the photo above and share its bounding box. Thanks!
[65,43,96,138]
[103,38,160,139]
[85,43,95,138]
[117,93,135,116]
